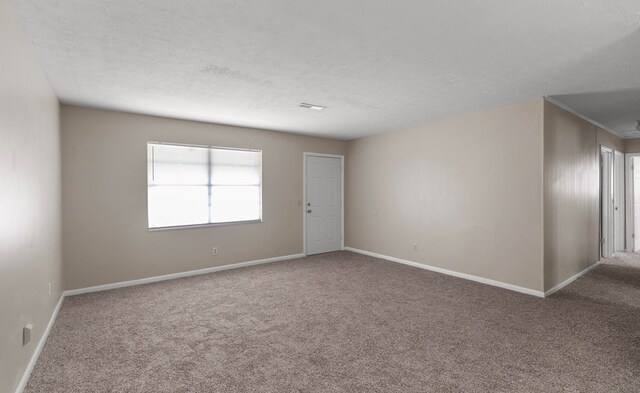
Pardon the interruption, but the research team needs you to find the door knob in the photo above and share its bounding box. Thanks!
[307,209,312,213]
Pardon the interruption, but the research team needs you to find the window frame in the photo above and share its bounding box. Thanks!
[147,141,263,231]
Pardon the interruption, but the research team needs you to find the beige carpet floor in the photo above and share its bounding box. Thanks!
[26,251,640,392]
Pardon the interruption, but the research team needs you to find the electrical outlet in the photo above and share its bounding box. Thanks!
[413,244,418,252]
[48,283,52,296]
[212,247,219,255]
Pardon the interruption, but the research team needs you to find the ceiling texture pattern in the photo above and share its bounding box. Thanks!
[10,0,640,139]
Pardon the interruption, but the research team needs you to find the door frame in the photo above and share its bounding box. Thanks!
[302,152,345,256]
[600,146,614,258]
[625,152,640,251]
[613,150,625,252]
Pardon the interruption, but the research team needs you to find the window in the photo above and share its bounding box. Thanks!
[147,142,262,229]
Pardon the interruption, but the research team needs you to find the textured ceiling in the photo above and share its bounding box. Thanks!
[10,0,640,139]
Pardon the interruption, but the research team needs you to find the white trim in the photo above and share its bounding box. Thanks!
[302,153,345,159]
[148,219,263,232]
[344,247,545,298]
[15,252,305,391]
[147,140,261,152]
[613,150,625,252]
[625,153,640,251]
[600,145,613,153]
[11,250,601,392]
[64,253,304,296]
[544,261,602,297]
[544,96,624,139]
[303,153,345,256]
[15,294,65,393]
[600,146,614,258]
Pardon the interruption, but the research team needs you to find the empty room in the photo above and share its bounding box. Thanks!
[2,1,639,392]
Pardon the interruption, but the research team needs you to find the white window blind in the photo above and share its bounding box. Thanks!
[147,142,262,229]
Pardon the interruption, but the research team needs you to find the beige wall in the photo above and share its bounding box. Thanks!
[61,105,347,290]
[0,1,63,392]
[345,99,545,291]
[543,100,600,291]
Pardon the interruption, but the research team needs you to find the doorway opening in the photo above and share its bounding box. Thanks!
[600,147,625,258]
[625,153,640,252]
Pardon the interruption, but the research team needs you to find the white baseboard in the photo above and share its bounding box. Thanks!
[544,260,601,297]
[15,252,305,392]
[15,294,65,393]
[64,253,305,296]
[11,250,599,392]
[344,247,545,298]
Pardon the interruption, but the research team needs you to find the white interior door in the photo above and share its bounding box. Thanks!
[305,155,342,255]
[625,154,640,252]
[613,150,625,252]
[634,157,640,251]
[601,148,614,258]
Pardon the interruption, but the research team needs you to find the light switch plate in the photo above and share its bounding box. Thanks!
[23,323,33,346]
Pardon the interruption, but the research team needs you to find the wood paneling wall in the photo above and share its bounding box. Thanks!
[543,100,600,290]
[625,138,640,153]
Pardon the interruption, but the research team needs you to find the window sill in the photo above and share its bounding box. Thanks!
[148,219,262,232]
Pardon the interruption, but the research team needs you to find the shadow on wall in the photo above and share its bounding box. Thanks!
[520,27,640,135]
[523,27,640,93]
[550,88,640,137]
